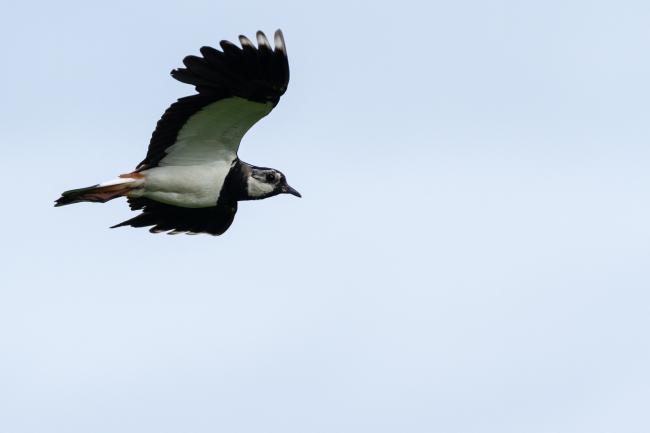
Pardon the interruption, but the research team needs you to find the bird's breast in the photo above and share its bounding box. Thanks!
[134,161,234,208]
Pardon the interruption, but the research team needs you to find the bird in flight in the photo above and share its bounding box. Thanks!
[55,29,299,235]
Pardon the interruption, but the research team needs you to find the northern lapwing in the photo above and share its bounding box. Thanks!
[55,29,299,235]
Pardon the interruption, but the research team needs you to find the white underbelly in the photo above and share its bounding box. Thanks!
[134,161,234,208]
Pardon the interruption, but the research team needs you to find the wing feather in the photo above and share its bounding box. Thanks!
[137,29,289,170]
[112,198,237,235]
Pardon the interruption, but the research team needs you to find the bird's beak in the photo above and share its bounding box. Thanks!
[283,184,302,198]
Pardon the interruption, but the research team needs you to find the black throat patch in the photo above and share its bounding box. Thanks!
[218,159,251,204]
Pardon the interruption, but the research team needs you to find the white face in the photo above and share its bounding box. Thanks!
[247,169,281,198]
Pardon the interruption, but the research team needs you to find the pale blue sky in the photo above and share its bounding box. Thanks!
[2,1,650,432]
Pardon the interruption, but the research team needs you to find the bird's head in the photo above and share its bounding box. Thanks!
[247,167,301,200]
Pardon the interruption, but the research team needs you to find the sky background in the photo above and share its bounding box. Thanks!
[2,0,650,432]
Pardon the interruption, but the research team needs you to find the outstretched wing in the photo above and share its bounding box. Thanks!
[137,30,290,170]
[112,198,238,235]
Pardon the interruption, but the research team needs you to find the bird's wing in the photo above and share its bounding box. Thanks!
[137,30,290,170]
[112,197,238,235]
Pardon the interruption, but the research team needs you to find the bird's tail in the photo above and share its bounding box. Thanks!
[54,174,143,207]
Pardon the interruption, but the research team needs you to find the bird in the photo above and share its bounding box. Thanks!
[55,29,299,235]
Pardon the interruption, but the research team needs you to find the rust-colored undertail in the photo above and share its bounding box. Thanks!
[54,183,136,207]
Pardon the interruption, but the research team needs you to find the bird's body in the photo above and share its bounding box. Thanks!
[138,161,235,208]
[55,30,299,235]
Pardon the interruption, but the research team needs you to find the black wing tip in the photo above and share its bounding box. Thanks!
[256,31,270,47]
[273,29,286,54]
[178,29,286,58]
[170,67,191,82]
[240,29,285,53]
[238,34,254,49]
[219,39,241,54]
[169,29,289,99]
[176,28,287,64]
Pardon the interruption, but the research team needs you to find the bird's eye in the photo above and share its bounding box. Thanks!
[266,173,276,182]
